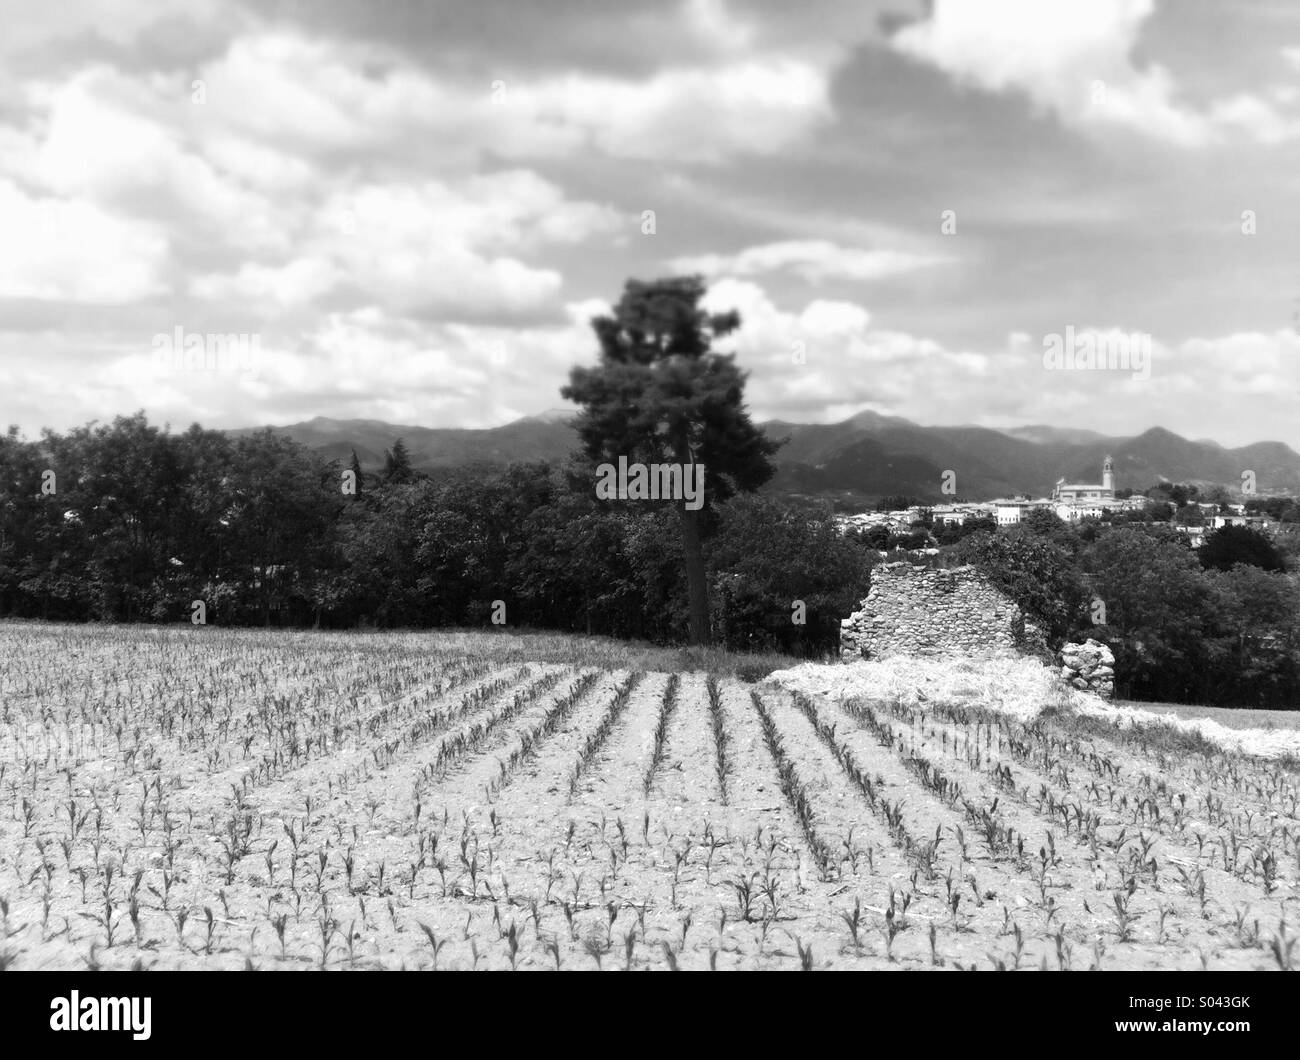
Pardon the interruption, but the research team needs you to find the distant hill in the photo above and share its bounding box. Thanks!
[224,412,1300,501]
[763,419,1300,501]
[226,413,579,470]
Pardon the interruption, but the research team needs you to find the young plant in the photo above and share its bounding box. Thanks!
[706,675,730,803]
[417,922,447,970]
[1268,921,1296,971]
[642,675,680,796]
[840,898,864,954]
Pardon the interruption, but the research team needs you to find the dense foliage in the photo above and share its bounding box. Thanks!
[958,519,1300,707]
[0,414,860,658]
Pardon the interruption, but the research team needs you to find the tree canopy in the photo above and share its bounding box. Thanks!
[562,275,779,643]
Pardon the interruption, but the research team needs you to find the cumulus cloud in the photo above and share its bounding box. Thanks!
[9,296,613,433]
[189,171,621,316]
[0,179,169,303]
[698,278,995,421]
[889,0,1297,146]
[0,48,626,320]
[189,32,834,167]
[507,58,834,163]
[5,67,298,253]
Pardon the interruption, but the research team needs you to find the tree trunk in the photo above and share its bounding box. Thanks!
[676,503,710,645]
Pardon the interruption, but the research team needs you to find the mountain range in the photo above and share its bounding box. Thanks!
[224,411,1300,502]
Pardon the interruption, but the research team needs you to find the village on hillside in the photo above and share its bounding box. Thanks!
[834,455,1293,553]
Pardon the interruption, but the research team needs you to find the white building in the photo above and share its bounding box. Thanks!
[989,497,1053,525]
[931,503,995,526]
[1052,456,1116,504]
[1210,513,1275,531]
[1055,502,1105,522]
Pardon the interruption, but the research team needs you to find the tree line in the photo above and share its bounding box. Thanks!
[0,413,867,656]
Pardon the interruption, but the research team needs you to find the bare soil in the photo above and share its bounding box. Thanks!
[1,624,1296,970]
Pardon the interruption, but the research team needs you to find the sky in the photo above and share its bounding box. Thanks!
[2,0,1300,448]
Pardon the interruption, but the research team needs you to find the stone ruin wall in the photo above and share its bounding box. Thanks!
[1059,638,1116,699]
[840,562,1045,661]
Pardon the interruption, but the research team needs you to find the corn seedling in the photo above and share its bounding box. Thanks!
[840,897,864,954]
[1268,920,1296,970]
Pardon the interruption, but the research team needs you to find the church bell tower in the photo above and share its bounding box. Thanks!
[1102,455,1114,493]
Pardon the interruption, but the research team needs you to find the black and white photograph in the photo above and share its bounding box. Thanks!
[0,0,1297,1039]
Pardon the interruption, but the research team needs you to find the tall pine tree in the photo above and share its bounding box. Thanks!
[349,449,365,494]
[382,438,413,485]
[562,276,778,644]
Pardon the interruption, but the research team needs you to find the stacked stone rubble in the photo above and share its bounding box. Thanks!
[1059,638,1115,699]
